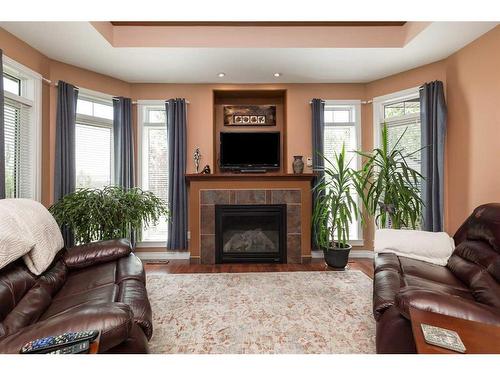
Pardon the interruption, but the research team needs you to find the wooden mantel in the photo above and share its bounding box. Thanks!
[185,173,315,264]
[185,173,316,182]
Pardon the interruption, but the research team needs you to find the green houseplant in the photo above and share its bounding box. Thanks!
[354,123,423,229]
[312,144,362,269]
[49,186,169,245]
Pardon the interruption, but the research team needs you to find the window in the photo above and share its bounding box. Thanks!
[374,88,422,192]
[75,94,113,189]
[373,88,422,227]
[3,74,21,96]
[138,103,168,243]
[2,56,41,200]
[323,101,362,242]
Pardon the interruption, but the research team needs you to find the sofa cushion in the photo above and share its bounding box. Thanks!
[41,253,152,338]
[0,199,64,275]
[0,259,37,325]
[395,288,500,325]
[373,253,471,320]
[1,259,67,336]
[63,239,132,269]
[117,279,152,339]
[0,303,134,354]
[448,240,500,308]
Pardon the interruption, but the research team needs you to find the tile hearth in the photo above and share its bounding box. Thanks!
[199,189,302,264]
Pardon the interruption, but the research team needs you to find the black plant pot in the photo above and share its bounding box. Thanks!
[323,243,352,269]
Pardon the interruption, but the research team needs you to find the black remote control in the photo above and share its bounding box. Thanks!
[48,340,90,354]
[20,330,99,354]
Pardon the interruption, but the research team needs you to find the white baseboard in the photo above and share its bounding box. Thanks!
[136,251,190,261]
[311,250,374,259]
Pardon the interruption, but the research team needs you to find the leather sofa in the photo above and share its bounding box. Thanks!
[0,239,152,353]
[373,203,500,353]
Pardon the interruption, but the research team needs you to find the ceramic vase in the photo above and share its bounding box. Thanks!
[292,155,304,174]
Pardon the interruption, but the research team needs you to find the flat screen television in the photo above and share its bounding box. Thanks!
[220,132,280,171]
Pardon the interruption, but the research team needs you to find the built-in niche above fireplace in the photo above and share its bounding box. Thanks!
[215,204,286,263]
[213,89,286,174]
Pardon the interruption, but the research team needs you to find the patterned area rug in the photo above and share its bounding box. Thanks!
[146,271,375,354]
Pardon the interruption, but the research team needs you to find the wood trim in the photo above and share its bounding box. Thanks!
[110,21,406,27]
[186,173,316,182]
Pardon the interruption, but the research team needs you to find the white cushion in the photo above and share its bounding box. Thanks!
[0,199,64,275]
[0,236,34,270]
[374,228,455,266]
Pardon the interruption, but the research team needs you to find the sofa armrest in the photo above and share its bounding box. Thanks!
[395,288,500,326]
[0,303,133,354]
[63,239,132,269]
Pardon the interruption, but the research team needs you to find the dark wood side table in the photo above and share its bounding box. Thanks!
[409,307,500,354]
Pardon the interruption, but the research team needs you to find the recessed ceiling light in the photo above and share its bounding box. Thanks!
[273,72,282,77]
[217,72,226,78]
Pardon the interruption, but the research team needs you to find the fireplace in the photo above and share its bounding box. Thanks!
[215,204,286,263]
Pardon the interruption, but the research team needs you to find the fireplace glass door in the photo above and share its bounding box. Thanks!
[215,204,286,263]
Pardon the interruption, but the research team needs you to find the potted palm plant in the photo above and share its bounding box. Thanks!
[49,185,169,244]
[354,123,423,229]
[312,144,362,269]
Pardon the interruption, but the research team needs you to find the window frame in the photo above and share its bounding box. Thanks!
[2,55,42,201]
[372,87,423,229]
[137,100,168,247]
[323,100,363,245]
[372,86,420,149]
[75,90,114,190]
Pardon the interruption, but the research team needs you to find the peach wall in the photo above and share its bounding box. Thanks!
[0,27,132,205]
[445,26,500,233]
[131,83,366,174]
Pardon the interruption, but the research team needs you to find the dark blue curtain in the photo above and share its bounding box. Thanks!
[420,81,447,232]
[54,81,79,247]
[311,98,325,249]
[0,49,5,199]
[113,97,135,189]
[166,98,188,250]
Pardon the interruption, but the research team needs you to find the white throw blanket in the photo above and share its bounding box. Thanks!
[0,199,64,275]
[374,229,455,266]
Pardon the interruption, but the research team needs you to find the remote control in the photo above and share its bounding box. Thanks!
[48,340,90,354]
[20,330,99,354]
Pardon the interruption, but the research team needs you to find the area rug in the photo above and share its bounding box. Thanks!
[146,271,375,354]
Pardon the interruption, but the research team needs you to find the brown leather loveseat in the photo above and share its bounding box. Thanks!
[373,203,500,353]
[0,239,152,353]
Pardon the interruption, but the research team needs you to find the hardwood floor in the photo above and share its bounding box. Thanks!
[144,258,374,278]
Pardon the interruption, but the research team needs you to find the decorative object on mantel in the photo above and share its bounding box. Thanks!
[223,105,276,126]
[193,147,202,173]
[292,156,304,174]
[201,165,211,174]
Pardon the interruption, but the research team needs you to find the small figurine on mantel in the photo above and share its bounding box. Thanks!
[193,147,202,173]
[201,165,211,174]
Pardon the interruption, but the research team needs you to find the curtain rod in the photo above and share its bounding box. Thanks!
[310,87,424,105]
[42,78,190,104]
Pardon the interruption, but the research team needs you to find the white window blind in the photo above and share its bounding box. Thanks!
[3,97,33,198]
[323,102,361,241]
[381,96,422,192]
[75,95,113,189]
[140,105,168,242]
[75,123,112,188]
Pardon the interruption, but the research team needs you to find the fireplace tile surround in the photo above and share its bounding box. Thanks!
[186,173,314,264]
[200,189,302,264]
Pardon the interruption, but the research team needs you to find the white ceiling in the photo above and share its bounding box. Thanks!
[0,22,497,83]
